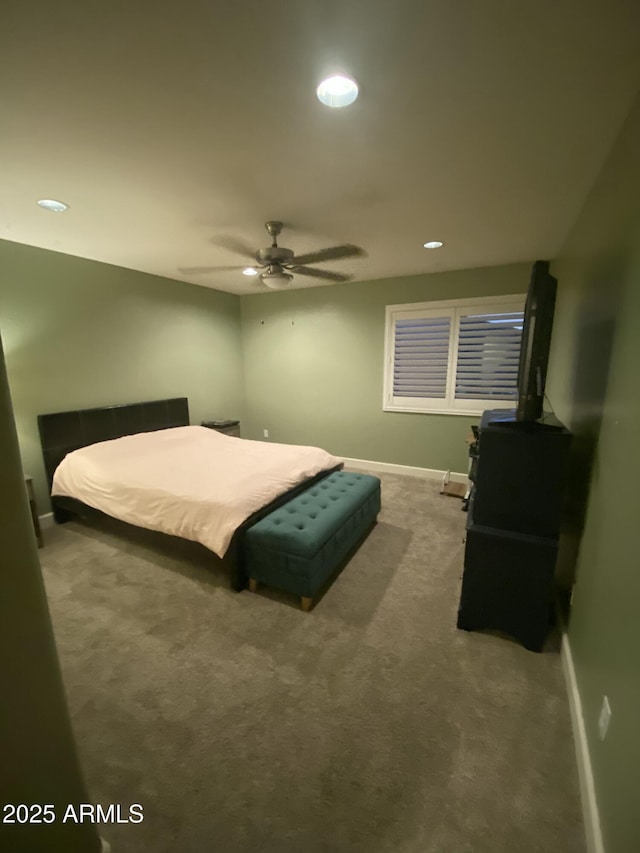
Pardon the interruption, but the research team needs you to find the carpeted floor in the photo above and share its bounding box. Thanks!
[40,471,585,853]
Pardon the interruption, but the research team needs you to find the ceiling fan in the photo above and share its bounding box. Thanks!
[179,221,365,289]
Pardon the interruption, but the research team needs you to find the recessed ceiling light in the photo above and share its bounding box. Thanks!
[316,75,359,108]
[242,267,258,276]
[37,198,69,213]
[423,240,444,249]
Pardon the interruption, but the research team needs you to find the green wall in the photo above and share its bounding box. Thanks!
[0,330,102,853]
[0,240,531,513]
[0,240,245,512]
[240,263,530,473]
[546,91,640,852]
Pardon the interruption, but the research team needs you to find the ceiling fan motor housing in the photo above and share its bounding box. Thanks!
[257,246,294,264]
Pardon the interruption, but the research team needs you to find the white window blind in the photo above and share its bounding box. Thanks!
[384,296,525,416]
[393,316,451,399]
[454,310,523,402]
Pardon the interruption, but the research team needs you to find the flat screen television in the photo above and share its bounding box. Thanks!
[515,260,557,422]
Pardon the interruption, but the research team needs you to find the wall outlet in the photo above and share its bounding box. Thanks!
[263,429,269,439]
[598,695,611,741]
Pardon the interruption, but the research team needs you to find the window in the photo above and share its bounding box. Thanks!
[383,295,525,416]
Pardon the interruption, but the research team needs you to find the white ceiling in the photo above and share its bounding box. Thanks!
[2,0,640,295]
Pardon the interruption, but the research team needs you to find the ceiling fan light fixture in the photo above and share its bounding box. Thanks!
[316,74,359,108]
[242,267,258,276]
[261,270,293,290]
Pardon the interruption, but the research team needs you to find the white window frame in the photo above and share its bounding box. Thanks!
[383,294,525,416]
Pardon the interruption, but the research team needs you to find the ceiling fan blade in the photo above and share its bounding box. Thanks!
[177,265,244,275]
[289,265,353,283]
[210,235,257,261]
[289,244,365,266]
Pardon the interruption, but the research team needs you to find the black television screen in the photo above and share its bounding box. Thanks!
[516,260,557,422]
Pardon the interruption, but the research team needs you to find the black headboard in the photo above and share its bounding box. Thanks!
[38,397,189,491]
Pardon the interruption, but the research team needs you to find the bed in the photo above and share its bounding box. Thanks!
[38,397,343,590]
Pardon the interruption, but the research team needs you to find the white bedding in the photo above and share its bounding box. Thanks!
[51,426,343,557]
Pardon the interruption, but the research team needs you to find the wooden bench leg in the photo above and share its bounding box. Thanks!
[301,596,313,612]
[249,578,258,593]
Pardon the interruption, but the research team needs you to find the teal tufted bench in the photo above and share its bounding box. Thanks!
[243,471,381,610]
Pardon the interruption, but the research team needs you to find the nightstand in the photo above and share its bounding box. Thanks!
[25,476,44,548]
[201,419,241,437]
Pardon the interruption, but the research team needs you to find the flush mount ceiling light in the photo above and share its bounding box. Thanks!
[316,74,359,108]
[423,240,444,249]
[242,267,258,276]
[37,198,69,213]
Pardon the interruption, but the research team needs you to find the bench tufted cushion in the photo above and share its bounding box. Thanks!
[243,471,381,599]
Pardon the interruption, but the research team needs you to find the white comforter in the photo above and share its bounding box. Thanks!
[51,426,343,557]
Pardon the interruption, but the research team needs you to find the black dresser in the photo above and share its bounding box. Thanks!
[457,410,571,651]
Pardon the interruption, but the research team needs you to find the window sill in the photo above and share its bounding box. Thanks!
[383,404,515,417]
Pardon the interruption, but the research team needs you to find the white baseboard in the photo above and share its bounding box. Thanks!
[561,632,604,853]
[39,512,55,529]
[342,457,468,483]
